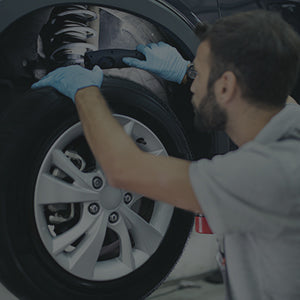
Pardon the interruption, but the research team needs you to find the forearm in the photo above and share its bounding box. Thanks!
[75,86,141,183]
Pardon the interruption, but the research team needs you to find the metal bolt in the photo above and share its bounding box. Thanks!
[123,193,133,204]
[92,176,103,189]
[136,137,147,145]
[109,212,119,224]
[88,203,100,215]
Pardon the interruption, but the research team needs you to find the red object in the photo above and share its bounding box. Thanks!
[195,215,213,234]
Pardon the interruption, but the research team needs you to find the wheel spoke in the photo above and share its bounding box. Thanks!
[51,205,99,255]
[132,193,144,208]
[68,210,109,278]
[37,173,99,205]
[123,120,135,136]
[120,206,163,256]
[52,150,91,188]
[110,215,135,270]
[148,148,166,156]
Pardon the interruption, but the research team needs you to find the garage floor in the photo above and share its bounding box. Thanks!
[148,277,225,300]
[0,278,225,300]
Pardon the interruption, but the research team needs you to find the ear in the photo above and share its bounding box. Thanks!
[214,71,237,104]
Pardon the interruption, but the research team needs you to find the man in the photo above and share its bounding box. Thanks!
[32,10,300,300]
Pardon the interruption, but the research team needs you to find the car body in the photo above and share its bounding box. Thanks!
[0,1,299,299]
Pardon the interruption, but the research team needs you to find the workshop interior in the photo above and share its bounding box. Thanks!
[0,0,299,299]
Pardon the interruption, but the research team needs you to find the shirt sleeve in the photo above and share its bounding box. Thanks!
[189,142,289,235]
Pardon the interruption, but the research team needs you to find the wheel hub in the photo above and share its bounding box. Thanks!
[99,186,122,210]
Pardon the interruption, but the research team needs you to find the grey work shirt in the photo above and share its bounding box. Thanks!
[189,104,300,300]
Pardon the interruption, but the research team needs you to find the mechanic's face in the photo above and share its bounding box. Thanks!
[190,41,227,132]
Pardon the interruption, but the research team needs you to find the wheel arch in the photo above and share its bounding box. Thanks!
[0,0,200,55]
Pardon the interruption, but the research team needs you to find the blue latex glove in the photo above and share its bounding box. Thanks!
[122,42,190,84]
[31,65,103,102]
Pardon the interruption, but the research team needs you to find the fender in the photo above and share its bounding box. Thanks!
[0,0,201,55]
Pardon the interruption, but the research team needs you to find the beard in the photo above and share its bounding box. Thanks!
[193,87,227,132]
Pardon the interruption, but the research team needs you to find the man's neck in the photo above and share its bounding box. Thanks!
[226,104,283,147]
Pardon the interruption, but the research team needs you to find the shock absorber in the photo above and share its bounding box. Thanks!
[40,5,99,69]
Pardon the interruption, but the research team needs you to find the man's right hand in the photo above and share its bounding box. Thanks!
[122,42,190,84]
[31,65,103,102]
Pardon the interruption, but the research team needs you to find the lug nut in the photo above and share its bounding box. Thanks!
[92,176,103,189]
[123,193,133,204]
[88,203,100,215]
[109,212,119,224]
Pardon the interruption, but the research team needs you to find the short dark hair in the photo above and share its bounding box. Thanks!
[197,10,300,108]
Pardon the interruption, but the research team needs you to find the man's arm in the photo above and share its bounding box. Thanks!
[31,64,201,213]
[75,86,202,213]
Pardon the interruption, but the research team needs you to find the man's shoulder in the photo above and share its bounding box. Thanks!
[191,144,281,180]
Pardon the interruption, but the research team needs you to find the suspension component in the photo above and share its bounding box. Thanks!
[48,203,75,224]
[41,4,99,68]
[48,150,86,225]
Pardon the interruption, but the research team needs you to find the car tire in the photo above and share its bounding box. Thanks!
[0,77,194,300]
